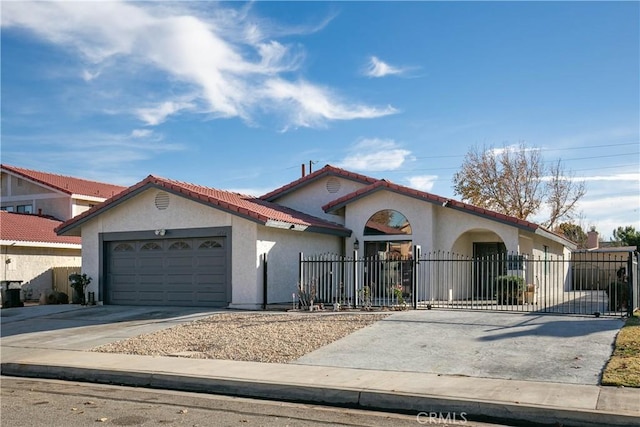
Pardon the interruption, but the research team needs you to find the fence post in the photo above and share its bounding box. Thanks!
[353,249,358,308]
[413,245,421,309]
[627,251,637,317]
[262,253,268,310]
[298,252,304,307]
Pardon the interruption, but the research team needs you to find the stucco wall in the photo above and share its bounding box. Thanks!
[1,172,72,219]
[79,188,258,306]
[0,246,81,301]
[271,176,368,225]
[256,227,341,305]
[342,189,526,255]
[343,191,432,251]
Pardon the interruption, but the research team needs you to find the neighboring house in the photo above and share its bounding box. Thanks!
[56,165,576,309]
[1,164,126,220]
[0,165,126,301]
[571,228,636,291]
[1,211,81,300]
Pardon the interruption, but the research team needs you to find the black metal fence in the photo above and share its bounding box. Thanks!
[298,249,639,317]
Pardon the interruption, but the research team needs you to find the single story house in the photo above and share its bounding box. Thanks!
[1,211,82,302]
[56,165,576,309]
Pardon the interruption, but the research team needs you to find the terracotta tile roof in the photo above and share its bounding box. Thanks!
[260,164,379,201]
[323,179,542,232]
[1,211,81,245]
[56,175,351,237]
[1,164,127,199]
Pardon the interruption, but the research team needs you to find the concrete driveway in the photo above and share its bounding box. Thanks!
[0,304,223,351]
[1,305,624,386]
[294,309,625,385]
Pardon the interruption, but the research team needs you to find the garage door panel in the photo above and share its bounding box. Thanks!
[167,292,195,301]
[166,254,195,265]
[107,237,228,307]
[137,293,165,303]
[139,258,165,269]
[111,258,136,269]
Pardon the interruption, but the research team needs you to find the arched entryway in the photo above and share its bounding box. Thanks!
[362,209,413,303]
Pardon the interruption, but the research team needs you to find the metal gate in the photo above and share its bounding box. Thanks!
[299,249,638,317]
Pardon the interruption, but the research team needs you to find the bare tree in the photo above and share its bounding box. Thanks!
[452,142,586,226]
[544,160,586,229]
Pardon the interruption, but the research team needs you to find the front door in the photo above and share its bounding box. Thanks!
[473,242,507,299]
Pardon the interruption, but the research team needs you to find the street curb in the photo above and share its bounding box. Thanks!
[2,362,637,427]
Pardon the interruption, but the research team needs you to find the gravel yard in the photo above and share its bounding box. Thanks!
[92,311,389,363]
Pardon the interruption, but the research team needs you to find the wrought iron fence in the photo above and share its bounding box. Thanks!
[298,249,638,316]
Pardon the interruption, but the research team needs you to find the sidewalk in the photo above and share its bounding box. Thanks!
[1,305,639,426]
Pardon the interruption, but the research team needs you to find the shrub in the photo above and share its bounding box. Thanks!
[495,275,525,304]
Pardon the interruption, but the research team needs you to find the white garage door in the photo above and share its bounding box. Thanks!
[106,237,228,307]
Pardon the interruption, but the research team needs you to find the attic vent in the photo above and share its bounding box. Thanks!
[154,191,170,210]
[326,177,341,194]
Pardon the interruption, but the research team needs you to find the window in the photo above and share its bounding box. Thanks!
[113,243,135,252]
[17,204,33,213]
[364,210,412,236]
[199,240,222,249]
[1,206,14,212]
[141,242,162,251]
[507,255,524,270]
[544,245,549,275]
[169,241,191,250]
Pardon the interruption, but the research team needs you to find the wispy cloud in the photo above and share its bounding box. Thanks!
[135,101,195,126]
[407,175,438,192]
[1,129,183,185]
[364,56,411,78]
[338,138,412,171]
[1,1,395,129]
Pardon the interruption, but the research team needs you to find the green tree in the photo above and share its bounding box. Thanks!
[452,142,586,228]
[557,222,588,248]
[612,226,640,247]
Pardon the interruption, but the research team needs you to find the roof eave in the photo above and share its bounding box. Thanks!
[1,239,81,249]
[534,227,577,250]
[264,220,351,237]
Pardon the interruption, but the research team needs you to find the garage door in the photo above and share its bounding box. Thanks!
[106,237,228,307]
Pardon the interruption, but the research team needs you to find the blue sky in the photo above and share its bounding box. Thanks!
[1,1,638,238]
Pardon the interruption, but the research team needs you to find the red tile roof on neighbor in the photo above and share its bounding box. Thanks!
[1,211,81,246]
[56,175,351,237]
[260,164,379,201]
[1,164,127,199]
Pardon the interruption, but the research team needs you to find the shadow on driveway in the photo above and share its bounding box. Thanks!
[0,304,223,338]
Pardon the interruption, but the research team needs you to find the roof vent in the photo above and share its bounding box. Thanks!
[326,177,341,194]
[154,191,170,210]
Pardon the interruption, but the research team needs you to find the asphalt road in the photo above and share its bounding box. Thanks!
[0,377,511,427]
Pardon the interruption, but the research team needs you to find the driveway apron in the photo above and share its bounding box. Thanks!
[294,310,624,385]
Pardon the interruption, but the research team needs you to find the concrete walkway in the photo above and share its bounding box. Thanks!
[1,305,638,427]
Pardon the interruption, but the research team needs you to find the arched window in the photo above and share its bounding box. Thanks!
[140,242,162,251]
[199,240,223,249]
[168,241,191,250]
[364,209,412,236]
[113,243,134,252]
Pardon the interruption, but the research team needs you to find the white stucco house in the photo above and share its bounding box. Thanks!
[1,164,126,220]
[0,164,126,302]
[56,165,576,309]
